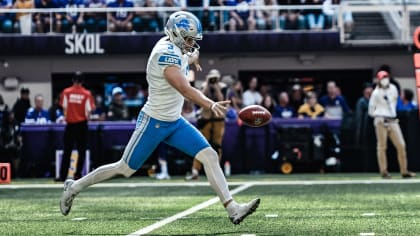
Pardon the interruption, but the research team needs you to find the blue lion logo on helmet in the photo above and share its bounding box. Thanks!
[175,17,202,39]
[176,19,190,30]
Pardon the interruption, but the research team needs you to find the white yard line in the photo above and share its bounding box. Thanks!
[127,183,254,236]
[2,178,420,189]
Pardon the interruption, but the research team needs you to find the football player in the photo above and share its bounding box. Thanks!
[60,11,260,225]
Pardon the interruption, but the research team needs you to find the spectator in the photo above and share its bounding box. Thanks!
[278,0,305,30]
[0,94,8,124]
[261,94,275,114]
[217,0,235,30]
[84,0,107,32]
[48,96,65,123]
[34,0,63,33]
[13,0,35,34]
[186,69,225,180]
[368,70,415,179]
[0,111,22,178]
[90,94,107,121]
[226,79,243,114]
[155,144,170,180]
[107,0,134,32]
[322,0,336,29]
[354,83,373,145]
[289,83,304,112]
[259,84,271,99]
[323,0,353,36]
[12,87,31,125]
[182,99,197,123]
[133,0,161,32]
[298,91,324,118]
[376,64,401,95]
[203,0,220,31]
[303,0,325,30]
[322,0,354,32]
[0,0,13,33]
[57,71,95,182]
[180,0,217,31]
[273,91,295,118]
[107,86,130,121]
[63,0,85,33]
[159,0,181,22]
[25,94,50,124]
[242,76,262,106]
[397,89,417,112]
[255,0,278,30]
[319,81,350,119]
[228,0,256,31]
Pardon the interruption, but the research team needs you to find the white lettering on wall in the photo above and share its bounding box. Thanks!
[65,34,105,54]
[69,93,85,104]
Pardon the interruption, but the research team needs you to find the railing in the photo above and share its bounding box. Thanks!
[340,0,420,45]
[0,5,337,34]
[0,3,420,45]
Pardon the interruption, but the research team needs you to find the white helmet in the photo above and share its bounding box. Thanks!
[164,11,203,55]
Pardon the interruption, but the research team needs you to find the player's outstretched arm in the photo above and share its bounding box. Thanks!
[164,66,230,118]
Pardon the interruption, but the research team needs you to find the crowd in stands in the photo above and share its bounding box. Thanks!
[0,0,353,34]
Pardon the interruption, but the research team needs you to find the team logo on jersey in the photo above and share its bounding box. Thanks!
[158,54,181,66]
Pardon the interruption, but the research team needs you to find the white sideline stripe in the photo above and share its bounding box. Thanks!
[127,183,253,236]
[2,179,420,189]
[361,212,376,217]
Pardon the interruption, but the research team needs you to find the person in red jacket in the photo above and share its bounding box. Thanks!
[56,71,95,182]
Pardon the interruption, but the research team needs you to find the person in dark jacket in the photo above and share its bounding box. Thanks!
[12,88,31,125]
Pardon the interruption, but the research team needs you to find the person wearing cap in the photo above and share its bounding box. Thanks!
[106,87,129,121]
[186,69,226,181]
[289,84,304,113]
[368,70,415,179]
[56,71,95,182]
[12,87,31,125]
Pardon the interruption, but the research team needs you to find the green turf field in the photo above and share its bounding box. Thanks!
[1,174,420,235]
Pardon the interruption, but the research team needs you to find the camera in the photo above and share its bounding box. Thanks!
[208,77,219,84]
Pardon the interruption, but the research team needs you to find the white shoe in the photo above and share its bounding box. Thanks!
[227,198,260,225]
[156,173,171,180]
[60,179,77,216]
[184,173,199,181]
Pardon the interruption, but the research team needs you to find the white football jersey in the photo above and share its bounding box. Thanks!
[142,36,190,121]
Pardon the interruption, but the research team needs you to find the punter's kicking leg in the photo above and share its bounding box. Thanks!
[165,118,260,224]
[60,112,163,215]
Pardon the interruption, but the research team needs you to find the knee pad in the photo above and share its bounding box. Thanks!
[195,147,218,166]
[117,159,136,177]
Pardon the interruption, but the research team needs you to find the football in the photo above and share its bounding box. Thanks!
[238,105,272,127]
